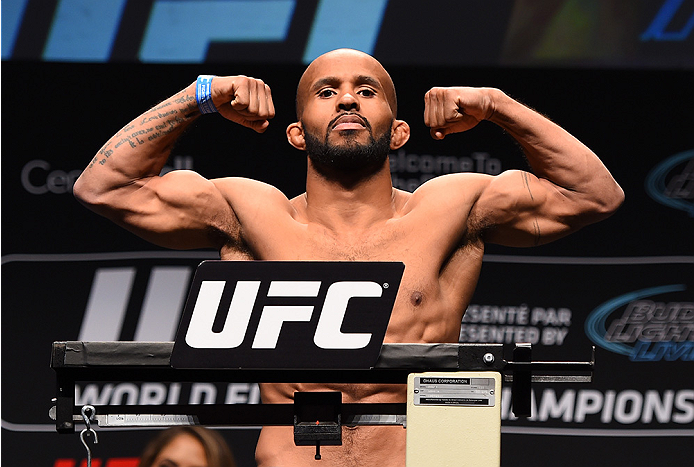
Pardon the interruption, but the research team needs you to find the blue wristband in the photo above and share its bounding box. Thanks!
[196,75,218,114]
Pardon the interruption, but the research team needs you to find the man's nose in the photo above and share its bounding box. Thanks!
[338,92,359,111]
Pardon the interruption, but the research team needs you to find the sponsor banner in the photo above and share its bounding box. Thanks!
[3,254,691,425]
[4,0,692,68]
[2,254,692,466]
[461,255,694,434]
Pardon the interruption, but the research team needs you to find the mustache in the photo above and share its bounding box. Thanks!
[327,112,372,133]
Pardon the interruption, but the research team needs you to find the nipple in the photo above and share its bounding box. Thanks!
[410,291,423,306]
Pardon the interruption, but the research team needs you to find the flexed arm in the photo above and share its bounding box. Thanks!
[73,76,275,249]
[424,87,624,246]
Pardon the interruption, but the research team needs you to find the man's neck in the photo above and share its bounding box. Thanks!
[304,158,396,231]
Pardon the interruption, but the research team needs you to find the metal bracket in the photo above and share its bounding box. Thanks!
[293,392,342,460]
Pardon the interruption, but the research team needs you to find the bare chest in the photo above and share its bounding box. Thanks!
[223,217,482,343]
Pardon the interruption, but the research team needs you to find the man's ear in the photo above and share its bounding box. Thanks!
[390,119,410,150]
[287,122,306,150]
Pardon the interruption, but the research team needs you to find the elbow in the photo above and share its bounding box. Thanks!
[582,182,625,224]
[73,172,107,210]
[72,173,92,205]
[564,181,625,230]
[600,182,625,218]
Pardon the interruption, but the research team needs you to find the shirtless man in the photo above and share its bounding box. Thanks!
[73,48,624,467]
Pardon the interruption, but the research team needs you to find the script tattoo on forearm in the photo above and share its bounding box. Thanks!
[88,93,198,169]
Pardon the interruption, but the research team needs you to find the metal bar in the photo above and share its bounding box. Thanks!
[60,403,408,428]
[93,414,198,427]
[504,361,594,371]
[504,375,593,383]
[54,366,414,384]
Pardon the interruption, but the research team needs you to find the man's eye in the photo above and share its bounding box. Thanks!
[359,89,375,97]
[318,89,335,98]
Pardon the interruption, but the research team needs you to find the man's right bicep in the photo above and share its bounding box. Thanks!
[108,171,238,250]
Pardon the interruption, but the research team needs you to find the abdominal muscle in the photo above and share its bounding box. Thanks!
[256,382,407,467]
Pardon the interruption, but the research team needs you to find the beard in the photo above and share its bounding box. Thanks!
[303,118,392,172]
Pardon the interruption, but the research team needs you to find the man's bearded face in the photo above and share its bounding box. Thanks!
[303,114,392,172]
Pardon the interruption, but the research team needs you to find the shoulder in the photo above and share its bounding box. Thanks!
[398,171,533,237]
[154,171,290,213]
[402,172,493,213]
[212,176,289,200]
[392,173,494,243]
[211,176,295,218]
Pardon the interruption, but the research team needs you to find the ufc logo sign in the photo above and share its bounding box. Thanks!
[185,280,382,349]
[171,261,403,369]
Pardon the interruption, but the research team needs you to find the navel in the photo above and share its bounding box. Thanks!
[410,291,424,306]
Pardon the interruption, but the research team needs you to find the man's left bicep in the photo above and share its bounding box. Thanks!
[476,170,577,247]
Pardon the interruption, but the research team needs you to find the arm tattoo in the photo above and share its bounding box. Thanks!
[89,92,197,169]
[521,172,534,201]
[532,218,541,246]
[521,173,541,245]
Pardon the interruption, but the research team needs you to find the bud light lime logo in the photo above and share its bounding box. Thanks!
[585,285,693,362]
[645,149,694,216]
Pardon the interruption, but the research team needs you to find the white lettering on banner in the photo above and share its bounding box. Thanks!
[615,390,644,424]
[225,383,261,404]
[75,382,261,406]
[190,383,216,404]
[139,383,168,405]
[314,281,381,349]
[541,327,569,345]
[185,280,382,350]
[20,159,82,195]
[462,304,530,325]
[76,384,114,406]
[642,390,675,423]
[602,390,616,423]
[461,304,573,346]
[20,156,193,195]
[459,324,541,344]
[501,388,694,425]
[111,383,139,405]
[389,149,501,175]
[252,305,314,348]
[575,390,603,422]
[534,389,575,422]
[531,307,572,326]
[167,383,182,405]
[389,149,502,192]
[185,280,261,349]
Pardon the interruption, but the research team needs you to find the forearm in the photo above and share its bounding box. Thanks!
[74,82,199,205]
[487,89,623,212]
